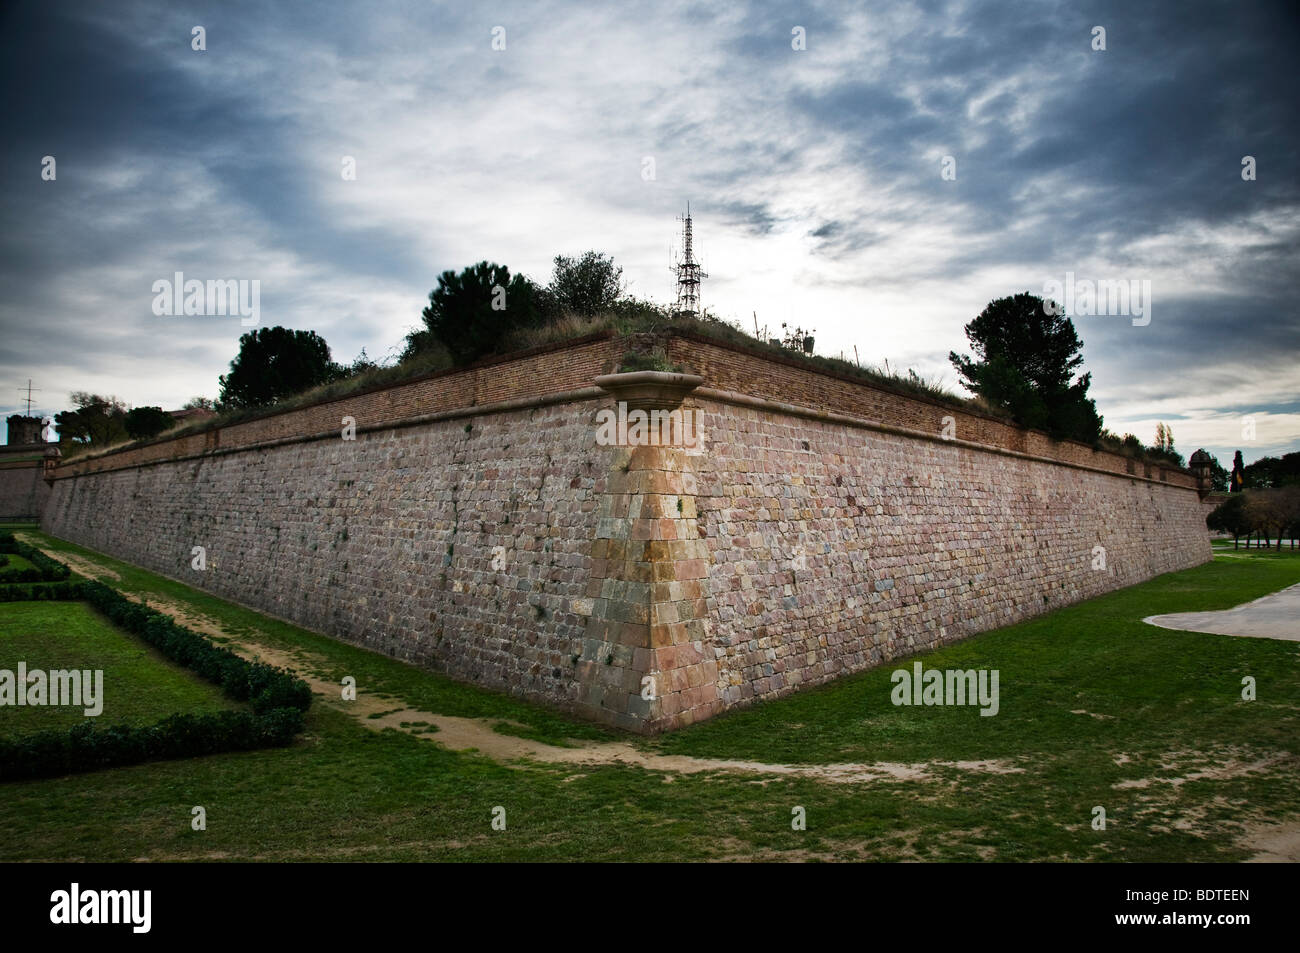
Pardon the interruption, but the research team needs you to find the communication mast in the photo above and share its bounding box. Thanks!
[18,379,39,415]
[671,203,707,317]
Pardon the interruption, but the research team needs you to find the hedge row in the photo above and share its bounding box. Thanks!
[79,580,312,715]
[0,533,72,583]
[0,708,304,781]
[0,554,313,781]
[0,580,85,602]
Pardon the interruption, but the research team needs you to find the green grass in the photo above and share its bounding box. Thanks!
[0,554,35,574]
[646,547,1300,765]
[0,602,238,737]
[1,528,1297,862]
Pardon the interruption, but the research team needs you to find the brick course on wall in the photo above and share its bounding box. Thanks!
[666,331,1197,489]
[41,330,1212,731]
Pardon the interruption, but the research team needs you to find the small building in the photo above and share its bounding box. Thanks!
[168,407,217,423]
[1,414,57,522]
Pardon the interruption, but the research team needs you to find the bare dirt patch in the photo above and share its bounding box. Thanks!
[1113,752,1288,790]
[16,535,121,583]
[1241,819,1300,862]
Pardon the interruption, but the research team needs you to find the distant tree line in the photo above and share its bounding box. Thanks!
[54,394,219,455]
[1206,451,1300,548]
[1208,485,1300,550]
[214,251,635,411]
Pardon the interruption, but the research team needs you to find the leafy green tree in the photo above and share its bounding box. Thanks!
[218,326,338,409]
[405,262,552,366]
[1279,484,1300,549]
[182,396,216,411]
[949,293,1103,443]
[548,251,624,316]
[1244,489,1288,550]
[54,393,128,447]
[1206,493,1251,548]
[1242,452,1300,488]
[124,406,175,440]
[1208,452,1229,492]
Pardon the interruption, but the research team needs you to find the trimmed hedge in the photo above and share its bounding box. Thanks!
[0,533,72,583]
[79,580,312,715]
[0,708,304,781]
[0,580,84,602]
[0,553,313,781]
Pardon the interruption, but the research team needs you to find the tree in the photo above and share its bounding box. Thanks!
[218,326,338,409]
[1208,453,1229,492]
[949,292,1103,443]
[1243,489,1287,551]
[54,393,128,448]
[342,347,379,377]
[1230,450,1246,492]
[182,396,216,411]
[1242,452,1300,489]
[1207,493,1251,549]
[1276,484,1300,550]
[405,262,551,366]
[548,251,625,316]
[1146,422,1185,468]
[124,406,175,440]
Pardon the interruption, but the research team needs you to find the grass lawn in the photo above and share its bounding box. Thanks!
[0,602,237,737]
[1,525,1297,862]
[0,554,36,573]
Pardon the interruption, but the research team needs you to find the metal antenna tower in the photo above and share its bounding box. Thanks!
[18,379,40,415]
[672,203,707,317]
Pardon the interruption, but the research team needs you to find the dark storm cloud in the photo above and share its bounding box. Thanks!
[0,0,1296,458]
[752,0,1299,261]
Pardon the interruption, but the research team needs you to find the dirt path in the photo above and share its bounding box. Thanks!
[34,544,121,583]
[130,590,1022,783]
[30,550,1023,785]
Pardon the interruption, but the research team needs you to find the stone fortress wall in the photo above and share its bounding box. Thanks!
[41,330,1211,731]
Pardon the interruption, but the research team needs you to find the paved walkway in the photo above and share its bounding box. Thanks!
[1144,583,1300,642]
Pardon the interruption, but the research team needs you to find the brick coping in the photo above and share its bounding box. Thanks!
[694,387,1199,493]
[53,387,608,479]
[670,328,1196,482]
[49,325,1197,489]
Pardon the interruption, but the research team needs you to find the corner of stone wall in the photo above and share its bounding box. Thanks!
[575,409,719,733]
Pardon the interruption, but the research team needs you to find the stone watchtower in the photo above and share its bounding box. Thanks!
[1,415,56,521]
[6,414,48,446]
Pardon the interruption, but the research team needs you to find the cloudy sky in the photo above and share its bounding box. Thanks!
[1,0,1296,465]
